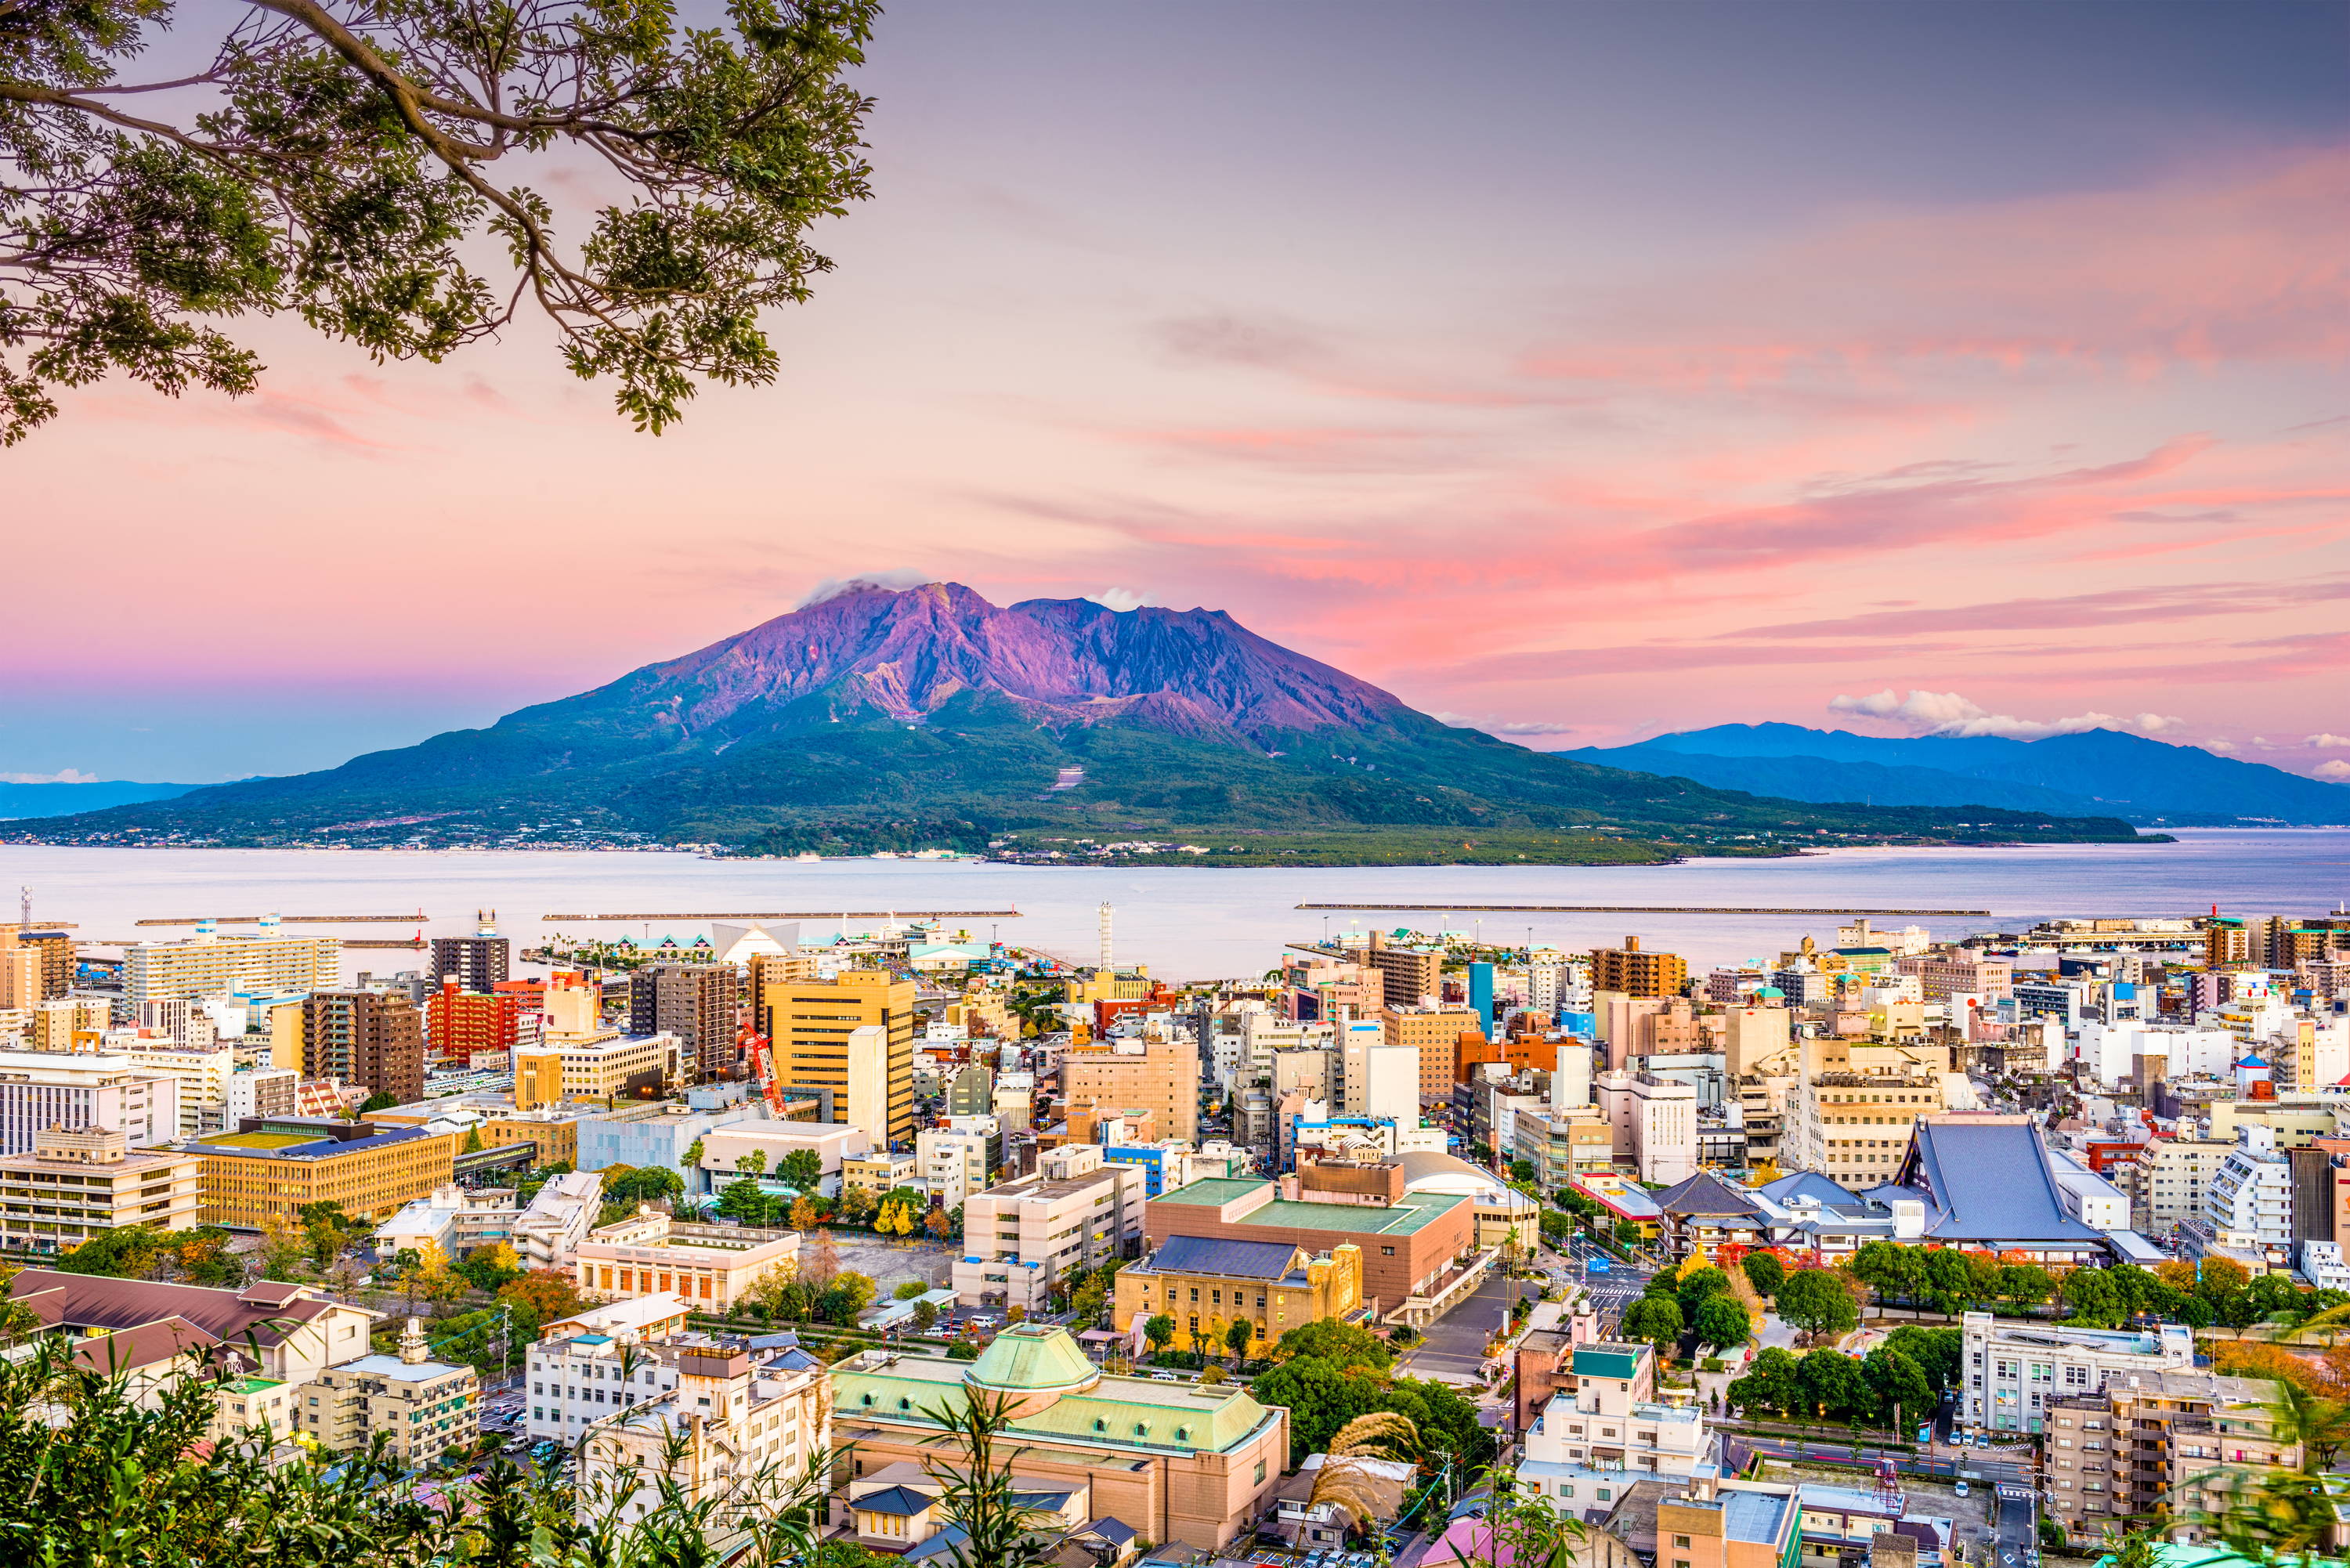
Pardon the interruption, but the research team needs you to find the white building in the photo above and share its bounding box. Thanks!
[2303,1240,2350,1292]
[2200,1122,2294,1266]
[949,1143,1146,1313]
[108,1038,237,1137]
[916,1115,999,1209]
[514,1169,610,1266]
[1519,1340,1712,1504]
[0,1050,180,1154]
[526,1293,696,1441]
[2075,1022,2236,1087]
[576,1336,831,1526]
[1596,1070,1696,1186]
[1958,1310,2196,1436]
[2045,1148,2131,1230]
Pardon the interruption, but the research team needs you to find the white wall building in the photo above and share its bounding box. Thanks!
[0,1050,180,1154]
[949,1143,1145,1312]
[916,1115,999,1209]
[2076,1022,2236,1087]
[575,1337,830,1526]
[1959,1310,2195,1435]
[2201,1123,2294,1265]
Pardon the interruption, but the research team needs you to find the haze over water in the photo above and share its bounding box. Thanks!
[5,830,2345,983]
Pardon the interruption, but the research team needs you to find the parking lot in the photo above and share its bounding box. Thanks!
[829,1235,958,1293]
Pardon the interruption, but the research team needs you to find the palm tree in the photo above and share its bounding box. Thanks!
[1309,1412,1419,1534]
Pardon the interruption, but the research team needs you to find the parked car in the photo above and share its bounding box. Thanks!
[1954,1481,1970,1498]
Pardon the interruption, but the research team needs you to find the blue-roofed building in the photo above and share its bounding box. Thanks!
[1872,1115,2110,1264]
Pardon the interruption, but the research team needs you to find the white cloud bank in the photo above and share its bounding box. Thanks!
[0,769,99,784]
[1827,688,2182,741]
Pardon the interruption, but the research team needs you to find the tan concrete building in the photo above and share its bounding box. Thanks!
[762,970,916,1146]
[1112,1234,1365,1353]
[1062,1031,1199,1143]
[2044,1370,2298,1542]
[192,1117,459,1227]
[951,1143,1147,1312]
[1144,1169,1482,1327]
[304,1317,479,1469]
[512,1030,683,1107]
[571,1208,801,1312]
[2121,1136,2236,1234]
[831,1324,1288,1550]
[1592,938,1687,999]
[0,1125,201,1255]
[1778,1038,1967,1191]
[1381,1005,1484,1104]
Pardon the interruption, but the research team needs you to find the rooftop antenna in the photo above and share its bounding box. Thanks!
[1097,901,1114,971]
[16,886,28,928]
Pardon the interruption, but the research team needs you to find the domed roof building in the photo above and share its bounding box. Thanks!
[1390,1151,1542,1249]
[830,1323,1289,1551]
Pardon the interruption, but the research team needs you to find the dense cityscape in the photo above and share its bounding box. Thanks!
[5,895,2348,1564]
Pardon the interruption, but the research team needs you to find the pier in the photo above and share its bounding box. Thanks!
[135,913,428,925]
[1293,902,1994,916]
[540,909,1022,921]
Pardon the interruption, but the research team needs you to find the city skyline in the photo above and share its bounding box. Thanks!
[7,1,2347,783]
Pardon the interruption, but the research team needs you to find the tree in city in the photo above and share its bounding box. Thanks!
[1880,1326,1964,1394]
[912,1299,941,1333]
[357,1090,398,1114]
[1694,1293,1752,1353]
[2059,1265,2124,1327]
[819,1270,876,1325]
[787,1193,822,1232]
[1863,1346,1934,1432]
[1775,1269,1860,1340]
[925,1206,956,1241]
[1795,1350,1868,1423]
[1144,1314,1177,1357]
[718,1172,779,1228]
[602,1164,684,1208]
[54,1223,165,1278]
[874,1196,918,1239]
[0,0,881,446]
[1225,1317,1256,1367]
[778,1149,825,1193]
[1620,1295,1683,1351]
[1847,1239,1925,1304]
[1741,1250,1786,1297]
[736,1149,770,1177]
[1995,1262,2057,1307]
[168,1225,244,1288]
[1271,1319,1394,1371]
[497,1266,584,1321]
[1676,1266,1732,1324]
[837,1184,878,1227]
[1728,1346,1801,1418]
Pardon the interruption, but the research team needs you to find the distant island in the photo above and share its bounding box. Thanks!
[7,583,2149,865]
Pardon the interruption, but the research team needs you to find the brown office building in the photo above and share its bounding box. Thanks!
[632,963,739,1081]
[302,989,425,1104]
[1144,1165,1480,1327]
[1360,934,1442,1009]
[1592,937,1687,999]
[427,929,510,993]
[1381,1006,1484,1103]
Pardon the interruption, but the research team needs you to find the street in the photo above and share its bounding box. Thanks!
[1397,1274,1509,1383]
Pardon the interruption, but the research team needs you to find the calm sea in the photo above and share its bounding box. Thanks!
[3,829,2345,983]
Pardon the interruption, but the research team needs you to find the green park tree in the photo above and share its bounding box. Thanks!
[1775,1269,1860,1339]
[1741,1251,1786,1296]
[1694,1294,1752,1352]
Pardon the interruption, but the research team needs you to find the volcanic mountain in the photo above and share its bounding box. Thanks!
[23,583,2143,858]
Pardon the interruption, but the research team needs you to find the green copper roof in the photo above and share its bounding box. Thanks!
[830,1350,1282,1458]
[964,1324,1100,1396]
[1156,1177,1267,1206]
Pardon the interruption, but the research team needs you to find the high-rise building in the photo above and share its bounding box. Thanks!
[0,926,72,1006]
[1359,934,1442,1009]
[428,914,510,993]
[0,1049,180,1154]
[1381,1005,1484,1104]
[632,963,739,1081]
[1591,937,1687,999]
[761,969,916,1146]
[746,951,820,1047]
[1063,1030,1199,1143]
[302,989,425,1104]
[425,980,537,1063]
[124,920,341,1012]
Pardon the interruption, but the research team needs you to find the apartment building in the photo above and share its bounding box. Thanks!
[571,1209,801,1312]
[1895,953,2014,1003]
[762,970,916,1146]
[2044,1371,2299,1542]
[513,1031,683,1108]
[427,926,510,993]
[1958,1311,2196,1436]
[843,1148,920,1196]
[2122,1137,2239,1234]
[0,1050,180,1154]
[124,923,341,1013]
[631,963,740,1082]
[1063,1031,1200,1143]
[1520,1341,1712,1498]
[916,1115,1001,1209]
[1592,938,1687,1000]
[830,1324,1288,1551]
[108,1038,235,1137]
[426,981,538,1064]
[1380,1006,1484,1104]
[0,1126,201,1254]
[303,1318,479,1469]
[950,1143,1147,1312]
[1358,937,1443,1010]
[1596,1070,1697,1185]
[1513,1103,1616,1192]
[580,1337,832,1526]
[524,1293,696,1440]
[1112,1235,1366,1353]
[1778,1037,1961,1191]
[301,989,425,1104]
[191,1117,459,1227]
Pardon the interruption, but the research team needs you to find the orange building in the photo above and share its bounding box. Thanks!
[1592,937,1687,999]
[426,980,534,1061]
[1458,1031,1564,1081]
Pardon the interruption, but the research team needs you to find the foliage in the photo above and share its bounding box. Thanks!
[1694,1293,1752,1352]
[818,1270,876,1325]
[1308,1412,1419,1530]
[2211,1342,2333,1397]
[1248,1349,1490,1469]
[778,1149,825,1193]
[1144,1314,1177,1354]
[53,1223,164,1277]
[1775,1268,1860,1338]
[0,0,882,445]
[1878,1326,1964,1394]
[168,1225,244,1288]
[602,1164,685,1208]
[453,1241,523,1295]
[837,1183,878,1227]
[357,1090,398,1114]
[1621,1296,1683,1349]
[1509,1159,1537,1185]
[1741,1251,1785,1296]
[718,1173,785,1227]
[911,1299,940,1333]
[1676,1266,1731,1322]
[894,1280,930,1302]
[1225,1317,1256,1364]
[1271,1319,1394,1371]
[498,1266,584,1321]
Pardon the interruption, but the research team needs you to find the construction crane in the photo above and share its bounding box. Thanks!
[743,1026,789,1118]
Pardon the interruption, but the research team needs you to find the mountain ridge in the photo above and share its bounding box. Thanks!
[9,586,2149,859]
[1557,723,2350,826]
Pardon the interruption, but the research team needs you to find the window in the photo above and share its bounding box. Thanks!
[1673,1537,1691,1550]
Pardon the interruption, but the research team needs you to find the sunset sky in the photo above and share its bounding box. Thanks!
[8,0,2348,785]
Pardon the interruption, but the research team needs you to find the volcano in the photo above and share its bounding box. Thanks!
[16,583,2144,858]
